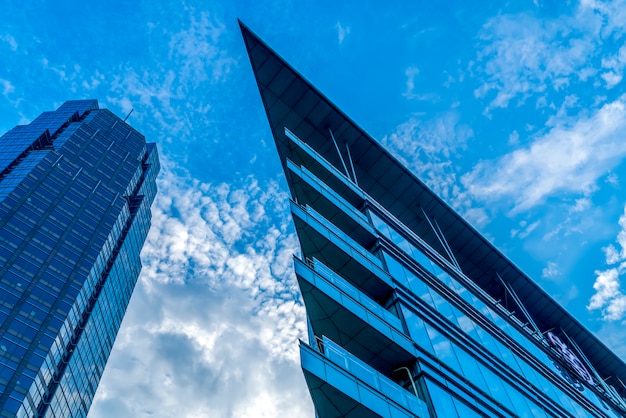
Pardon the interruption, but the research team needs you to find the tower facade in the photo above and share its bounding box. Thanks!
[242,24,626,417]
[0,100,159,417]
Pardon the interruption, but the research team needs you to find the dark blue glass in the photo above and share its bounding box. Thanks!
[0,100,159,417]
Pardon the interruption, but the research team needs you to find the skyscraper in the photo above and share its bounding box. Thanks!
[0,100,159,417]
[241,23,626,417]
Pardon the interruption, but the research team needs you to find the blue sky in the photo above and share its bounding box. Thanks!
[2,0,626,416]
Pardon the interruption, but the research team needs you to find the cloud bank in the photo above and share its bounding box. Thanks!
[588,206,626,321]
[89,163,312,417]
[463,96,626,213]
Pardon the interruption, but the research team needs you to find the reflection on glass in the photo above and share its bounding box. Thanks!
[371,212,619,416]
[322,337,430,416]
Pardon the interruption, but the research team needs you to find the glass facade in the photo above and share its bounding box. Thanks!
[242,23,626,418]
[0,100,159,417]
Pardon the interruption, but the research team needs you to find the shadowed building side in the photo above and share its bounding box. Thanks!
[241,21,626,418]
[0,100,159,417]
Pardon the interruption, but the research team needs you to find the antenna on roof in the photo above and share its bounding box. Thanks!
[328,128,350,180]
[123,108,134,122]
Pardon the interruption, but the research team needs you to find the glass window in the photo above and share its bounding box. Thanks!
[402,307,434,355]
[424,380,459,418]
[425,323,462,374]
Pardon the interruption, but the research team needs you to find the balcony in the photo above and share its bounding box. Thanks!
[285,127,365,209]
[294,257,416,375]
[300,337,430,418]
[291,201,392,301]
[287,159,375,250]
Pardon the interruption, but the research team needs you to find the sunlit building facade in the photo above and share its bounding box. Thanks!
[242,23,626,417]
[0,100,159,417]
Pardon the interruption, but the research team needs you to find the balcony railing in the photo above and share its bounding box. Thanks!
[315,336,430,417]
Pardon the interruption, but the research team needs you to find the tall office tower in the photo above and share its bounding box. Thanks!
[0,100,159,417]
[242,24,626,418]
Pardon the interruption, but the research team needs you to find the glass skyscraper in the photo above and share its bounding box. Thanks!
[242,24,626,417]
[0,100,159,417]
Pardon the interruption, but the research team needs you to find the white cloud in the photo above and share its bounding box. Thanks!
[382,113,485,226]
[604,245,621,265]
[113,11,231,141]
[81,70,105,91]
[403,66,439,102]
[39,59,83,93]
[601,71,623,88]
[580,0,626,38]
[600,44,626,88]
[335,22,351,44]
[383,112,471,163]
[107,69,180,140]
[588,268,626,320]
[168,11,235,85]
[588,205,626,321]
[384,113,470,162]
[508,130,519,145]
[0,34,17,51]
[542,261,560,279]
[473,0,626,113]
[606,172,619,185]
[34,9,232,147]
[463,96,626,213]
[474,13,595,112]
[572,197,591,212]
[89,162,312,417]
[403,66,419,98]
[512,219,540,239]
[0,79,14,97]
